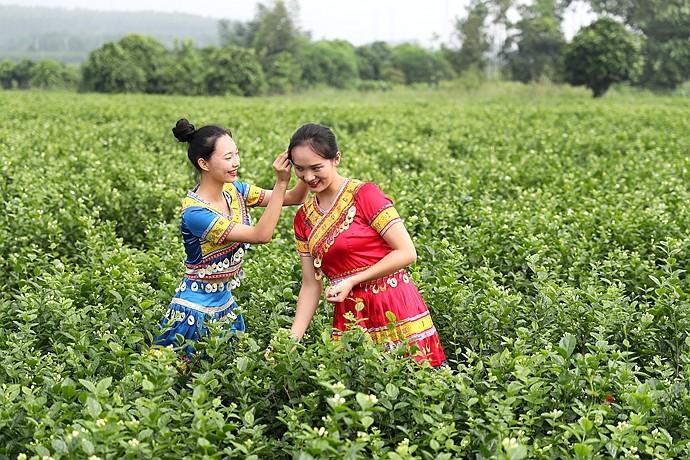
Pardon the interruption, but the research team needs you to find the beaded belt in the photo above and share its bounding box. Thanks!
[331,269,411,295]
[175,270,246,294]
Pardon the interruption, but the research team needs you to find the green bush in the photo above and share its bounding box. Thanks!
[299,40,360,89]
[205,46,267,96]
[391,44,454,85]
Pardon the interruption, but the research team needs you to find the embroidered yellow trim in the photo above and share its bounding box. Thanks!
[302,199,320,228]
[370,207,401,235]
[206,216,233,244]
[295,238,309,254]
[245,184,266,207]
[181,185,245,252]
[307,179,362,256]
[222,183,243,220]
[368,313,434,344]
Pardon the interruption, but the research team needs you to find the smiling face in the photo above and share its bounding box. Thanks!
[198,134,240,183]
[290,144,340,193]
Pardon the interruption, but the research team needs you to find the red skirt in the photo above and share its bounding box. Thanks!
[331,270,447,367]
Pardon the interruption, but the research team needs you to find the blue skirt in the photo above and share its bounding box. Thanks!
[154,277,246,354]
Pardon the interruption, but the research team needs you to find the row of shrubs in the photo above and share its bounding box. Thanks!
[0,33,453,95]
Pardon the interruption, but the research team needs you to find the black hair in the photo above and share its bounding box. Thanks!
[172,118,232,171]
[287,123,339,161]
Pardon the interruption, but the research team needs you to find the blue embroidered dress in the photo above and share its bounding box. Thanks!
[154,180,266,350]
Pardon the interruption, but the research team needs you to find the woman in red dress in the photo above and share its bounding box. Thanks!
[288,124,446,367]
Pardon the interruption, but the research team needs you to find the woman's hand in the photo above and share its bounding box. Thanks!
[273,151,292,184]
[325,278,355,303]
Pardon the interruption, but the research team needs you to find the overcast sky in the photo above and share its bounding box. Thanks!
[1,0,597,45]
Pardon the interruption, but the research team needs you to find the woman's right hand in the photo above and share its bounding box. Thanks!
[273,151,292,184]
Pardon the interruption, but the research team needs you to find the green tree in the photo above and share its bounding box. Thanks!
[222,1,306,93]
[502,0,566,82]
[0,60,15,89]
[12,60,35,89]
[443,0,491,74]
[381,66,406,85]
[564,17,643,97]
[391,44,454,85]
[28,60,78,89]
[117,34,169,93]
[81,42,147,93]
[585,0,690,89]
[157,40,207,95]
[218,19,257,48]
[205,46,266,96]
[356,41,393,80]
[264,51,302,94]
[250,1,303,58]
[300,40,359,88]
[642,38,690,89]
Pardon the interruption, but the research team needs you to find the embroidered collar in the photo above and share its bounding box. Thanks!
[181,184,246,225]
[305,179,363,279]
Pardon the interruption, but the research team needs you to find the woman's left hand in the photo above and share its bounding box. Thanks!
[325,279,355,303]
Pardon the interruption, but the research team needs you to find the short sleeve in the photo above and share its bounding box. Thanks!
[230,180,267,208]
[183,207,235,244]
[293,207,310,257]
[356,182,402,236]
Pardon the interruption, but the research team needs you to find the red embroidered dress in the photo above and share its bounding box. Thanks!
[294,179,446,367]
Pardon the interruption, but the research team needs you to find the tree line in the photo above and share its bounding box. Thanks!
[1,0,688,97]
[445,0,689,96]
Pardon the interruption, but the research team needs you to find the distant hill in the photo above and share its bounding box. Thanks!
[0,5,222,63]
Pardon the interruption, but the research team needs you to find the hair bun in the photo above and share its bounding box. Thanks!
[172,118,196,143]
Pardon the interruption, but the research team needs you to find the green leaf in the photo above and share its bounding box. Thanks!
[244,409,255,426]
[51,439,68,453]
[81,438,95,455]
[142,379,154,392]
[86,395,102,418]
[558,333,577,359]
[356,392,371,410]
[198,437,211,448]
[110,290,122,302]
[508,444,527,460]
[96,376,112,396]
[361,416,374,429]
[579,417,593,432]
[79,379,97,394]
[574,443,593,459]
[386,383,399,399]
[385,310,397,323]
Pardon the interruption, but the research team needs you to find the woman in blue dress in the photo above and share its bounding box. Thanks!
[154,118,306,354]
